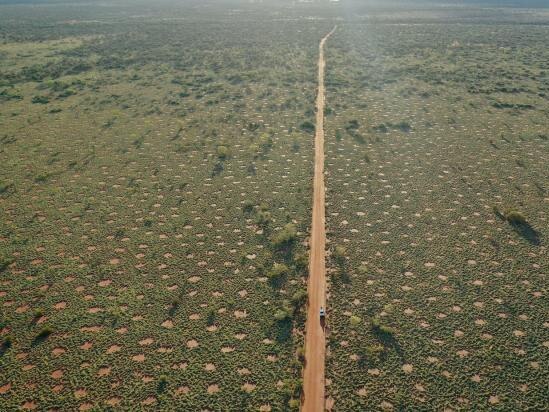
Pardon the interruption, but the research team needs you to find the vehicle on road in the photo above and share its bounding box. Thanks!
[320,307,326,318]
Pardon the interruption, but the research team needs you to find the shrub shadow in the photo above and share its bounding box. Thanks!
[511,222,541,246]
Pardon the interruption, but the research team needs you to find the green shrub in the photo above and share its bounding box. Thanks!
[268,263,289,283]
[157,375,168,393]
[293,252,308,271]
[0,255,13,273]
[258,133,273,152]
[0,335,12,356]
[2,335,12,348]
[32,309,44,323]
[345,119,359,130]
[31,95,49,104]
[373,123,389,133]
[350,315,362,327]
[296,346,305,362]
[365,344,385,358]
[271,223,297,248]
[242,200,254,213]
[288,398,300,410]
[291,289,308,308]
[357,265,368,274]
[505,210,527,225]
[256,210,272,227]
[216,145,229,159]
[0,181,14,196]
[333,245,347,265]
[34,173,50,183]
[33,327,53,344]
[206,309,216,326]
[395,120,411,132]
[274,309,291,321]
[371,317,396,336]
[282,378,303,399]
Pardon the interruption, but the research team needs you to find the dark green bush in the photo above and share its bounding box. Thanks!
[0,255,13,272]
[31,95,49,104]
[299,120,315,133]
[33,327,53,345]
[242,200,254,213]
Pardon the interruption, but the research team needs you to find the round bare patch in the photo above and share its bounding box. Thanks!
[21,401,37,410]
[162,320,174,328]
[207,384,220,394]
[242,383,256,393]
[132,354,145,362]
[488,396,500,405]
[141,396,156,406]
[107,345,121,354]
[0,383,11,394]
[51,370,63,379]
[381,401,394,411]
[74,389,87,399]
[234,310,247,319]
[139,338,154,346]
[105,397,121,406]
[175,386,189,396]
[97,367,111,377]
[52,347,66,357]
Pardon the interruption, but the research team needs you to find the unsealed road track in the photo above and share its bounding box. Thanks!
[302,26,336,412]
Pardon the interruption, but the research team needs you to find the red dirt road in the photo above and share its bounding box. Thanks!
[302,26,336,412]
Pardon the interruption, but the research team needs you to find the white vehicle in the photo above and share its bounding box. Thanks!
[319,307,326,318]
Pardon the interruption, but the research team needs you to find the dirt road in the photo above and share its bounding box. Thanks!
[302,26,336,412]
